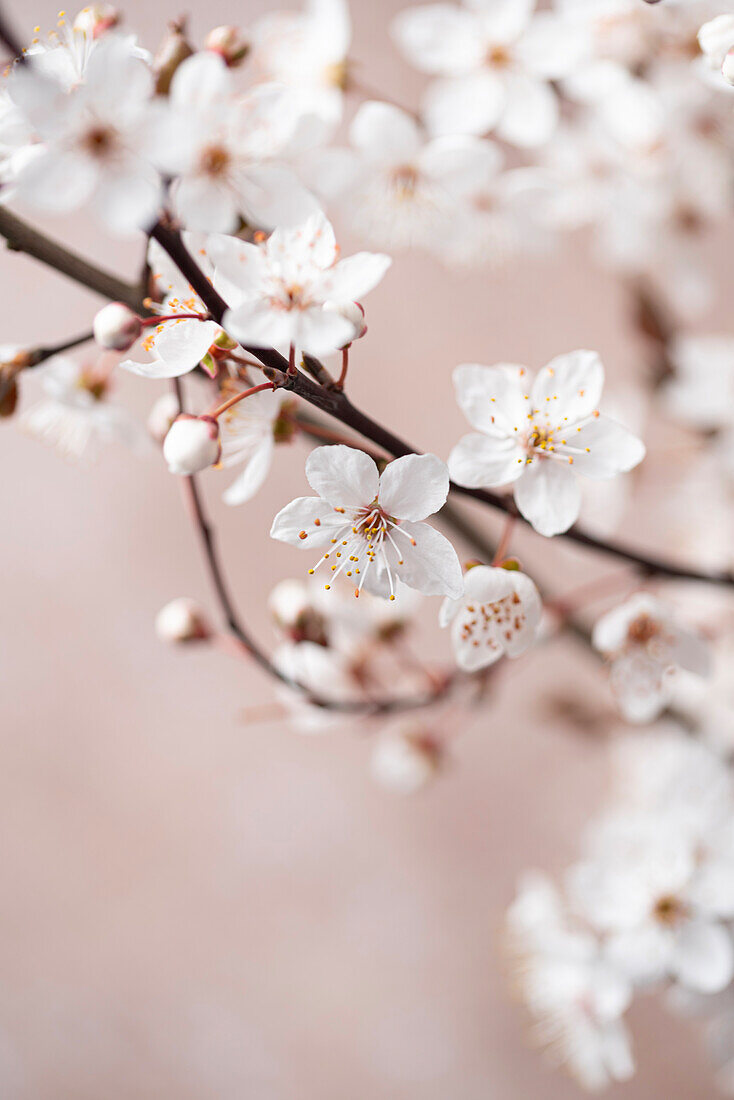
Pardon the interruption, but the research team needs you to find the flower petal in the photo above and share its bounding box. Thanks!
[531,350,604,423]
[423,72,505,137]
[270,496,346,547]
[349,100,421,160]
[390,520,463,598]
[305,444,379,507]
[496,73,558,148]
[514,458,581,536]
[448,433,525,488]
[671,920,734,993]
[314,251,392,302]
[223,435,274,505]
[453,363,528,435]
[378,453,449,521]
[570,416,646,479]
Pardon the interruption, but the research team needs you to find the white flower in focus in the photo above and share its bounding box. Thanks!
[569,812,734,995]
[251,0,351,137]
[120,236,220,379]
[270,444,463,600]
[507,872,635,1091]
[592,593,711,723]
[155,597,209,643]
[8,35,161,232]
[371,726,442,793]
[448,351,645,536]
[217,381,285,504]
[212,213,391,357]
[391,0,587,145]
[439,564,541,671]
[19,355,147,462]
[148,52,318,233]
[665,335,734,432]
[163,415,221,475]
[24,16,146,90]
[304,100,504,255]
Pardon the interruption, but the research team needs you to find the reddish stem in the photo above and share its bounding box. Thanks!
[210,382,275,419]
[336,346,349,390]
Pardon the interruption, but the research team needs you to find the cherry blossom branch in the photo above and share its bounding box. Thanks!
[0,208,145,310]
[149,220,734,590]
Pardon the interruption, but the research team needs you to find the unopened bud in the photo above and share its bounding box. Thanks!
[93,302,141,351]
[147,392,180,443]
[323,300,367,346]
[155,597,210,643]
[73,4,119,37]
[154,18,194,95]
[269,579,311,628]
[723,47,734,86]
[163,414,220,475]
[370,729,443,794]
[205,25,250,66]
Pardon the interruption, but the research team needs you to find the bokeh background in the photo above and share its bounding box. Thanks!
[0,0,730,1095]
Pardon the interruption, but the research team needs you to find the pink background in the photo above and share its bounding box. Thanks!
[0,0,727,1095]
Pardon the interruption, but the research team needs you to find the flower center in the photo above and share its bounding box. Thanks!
[390,164,420,200]
[82,124,116,158]
[459,592,524,651]
[199,144,231,177]
[486,43,511,68]
[653,894,688,927]
[627,613,660,646]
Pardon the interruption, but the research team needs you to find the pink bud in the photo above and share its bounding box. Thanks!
[323,300,367,346]
[204,25,250,66]
[93,302,141,351]
[163,415,221,475]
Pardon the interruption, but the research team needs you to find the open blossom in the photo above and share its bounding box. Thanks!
[148,51,317,233]
[439,565,541,671]
[20,356,147,462]
[448,351,645,536]
[250,0,351,137]
[212,212,391,357]
[304,100,504,254]
[391,0,587,145]
[270,445,463,600]
[569,811,734,995]
[592,593,711,724]
[217,381,285,505]
[119,237,220,379]
[507,872,635,1091]
[8,35,161,232]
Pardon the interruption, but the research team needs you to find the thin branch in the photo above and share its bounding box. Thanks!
[0,207,144,310]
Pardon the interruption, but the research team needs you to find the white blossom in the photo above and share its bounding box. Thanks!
[270,445,463,600]
[148,52,318,233]
[592,593,711,723]
[665,334,734,432]
[392,0,587,146]
[448,351,645,536]
[8,35,161,232]
[212,212,391,357]
[439,564,541,671]
[370,725,442,793]
[507,872,635,1091]
[20,355,147,462]
[92,302,141,351]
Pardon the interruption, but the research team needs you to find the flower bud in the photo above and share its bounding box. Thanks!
[163,415,221,475]
[73,4,119,37]
[370,729,442,794]
[323,300,367,346]
[155,597,209,643]
[93,302,141,351]
[205,25,250,66]
[723,47,734,86]
[154,18,194,95]
[147,392,180,444]
[269,579,311,628]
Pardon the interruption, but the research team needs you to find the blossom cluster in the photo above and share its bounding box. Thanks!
[3,0,734,1093]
